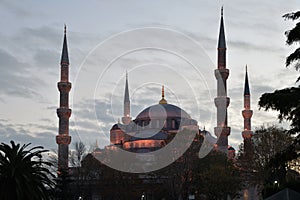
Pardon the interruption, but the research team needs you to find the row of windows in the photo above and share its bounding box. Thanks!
[135,119,180,130]
[123,140,164,149]
[135,119,197,130]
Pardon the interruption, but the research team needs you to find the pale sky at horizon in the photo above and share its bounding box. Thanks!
[0,0,299,152]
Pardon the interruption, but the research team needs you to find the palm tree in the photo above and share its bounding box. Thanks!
[0,141,55,200]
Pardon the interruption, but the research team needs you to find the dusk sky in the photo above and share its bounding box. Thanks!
[0,0,299,151]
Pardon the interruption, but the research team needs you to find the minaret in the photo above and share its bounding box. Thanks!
[242,66,253,155]
[122,72,131,124]
[56,25,72,175]
[214,7,231,153]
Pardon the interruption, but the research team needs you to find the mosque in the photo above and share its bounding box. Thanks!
[55,8,255,199]
[108,83,199,152]
[97,7,248,157]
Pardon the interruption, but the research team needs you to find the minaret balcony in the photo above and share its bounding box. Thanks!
[242,130,253,139]
[214,97,230,107]
[56,134,71,145]
[215,68,229,80]
[242,110,253,118]
[57,108,72,118]
[214,126,231,137]
[58,82,71,92]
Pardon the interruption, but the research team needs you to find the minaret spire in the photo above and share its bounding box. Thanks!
[122,71,131,125]
[242,65,253,155]
[61,25,69,65]
[56,25,72,176]
[218,6,226,67]
[214,7,231,153]
[244,65,250,96]
[124,71,130,103]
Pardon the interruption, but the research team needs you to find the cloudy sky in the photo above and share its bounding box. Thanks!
[0,0,299,152]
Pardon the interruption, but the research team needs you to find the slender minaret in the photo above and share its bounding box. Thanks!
[214,7,231,153]
[122,72,131,124]
[56,25,72,175]
[242,66,253,155]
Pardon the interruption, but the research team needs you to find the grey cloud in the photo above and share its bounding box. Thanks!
[0,49,45,99]
[0,0,33,18]
[0,121,57,150]
[33,49,59,74]
[229,40,284,53]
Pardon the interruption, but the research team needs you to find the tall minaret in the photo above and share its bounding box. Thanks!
[56,25,72,175]
[242,66,253,155]
[214,7,231,153]
[122,72,131,124]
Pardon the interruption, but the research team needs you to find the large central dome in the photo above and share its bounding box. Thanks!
[135,85,191,120]
[135,103,191,120]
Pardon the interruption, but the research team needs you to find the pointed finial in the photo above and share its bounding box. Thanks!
[64,24,66,34]
[221,6,224,17]
[159,85,167,104]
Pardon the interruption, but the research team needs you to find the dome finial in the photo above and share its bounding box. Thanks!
[159,85,167,104]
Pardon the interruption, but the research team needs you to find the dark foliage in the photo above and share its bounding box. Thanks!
[283,11,300,69]
[0,141,55,200]
[259,10,300,146]
[259,87,300,136]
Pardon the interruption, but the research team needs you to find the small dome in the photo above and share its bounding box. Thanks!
[135,103,191,120]
[228,146,235,151]
[110,123,121,130]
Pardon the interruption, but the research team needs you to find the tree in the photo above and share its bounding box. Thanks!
[238,125,298,198]
[258,12,300,183]
[0,141,55,200]
[70,141,87,199]
[70,141,87,167]
[283,11,300,72]
[259,11,300,138]
[252,125,293,183]
[194,151,242,199]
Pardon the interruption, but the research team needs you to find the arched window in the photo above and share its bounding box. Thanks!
[171,119,175,129]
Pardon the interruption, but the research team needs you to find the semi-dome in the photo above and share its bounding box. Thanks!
[135,103,191,120]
